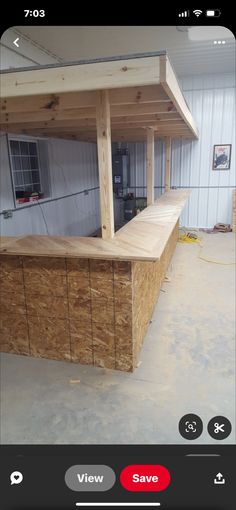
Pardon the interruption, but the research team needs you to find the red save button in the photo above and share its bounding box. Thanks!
[120,464,171,492]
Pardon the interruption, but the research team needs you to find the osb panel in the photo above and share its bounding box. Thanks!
[113,261,132,281]
[91,299,114,324]
[69,298,91,321]
[94,352,116,370]
[66,258,89,276]
[0,292,26,315]
[115,324,133,356]
[0,255,22,272]
[24,273,67,297]
[23,256,66,275]
[0,271,24,293]
[132,221,179,366]
[70,320,93,364]
[90,259,113,279]
[68,275,91,299]
[26,294,68,318]
[114,279,132,303]
[71,348,93,365]
[115,353,134,372]
[0,223,179,373]
[90,278,114,300]
[0,313,29,354]
[92,323,115,354]
[28,316,71,361]
[114,301,132,327]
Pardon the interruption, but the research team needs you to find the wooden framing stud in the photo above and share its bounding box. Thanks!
[165,137,172,192]
[146,128,155,206]
[96,90,114,240]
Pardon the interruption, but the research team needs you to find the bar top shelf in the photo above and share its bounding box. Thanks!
[0,190,190,262]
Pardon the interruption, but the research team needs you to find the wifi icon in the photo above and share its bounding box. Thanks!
[193,9,203,16]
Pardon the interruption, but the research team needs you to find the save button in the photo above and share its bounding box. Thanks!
[120,464,171,492]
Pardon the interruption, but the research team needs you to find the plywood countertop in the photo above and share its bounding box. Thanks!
[0,190,190,261]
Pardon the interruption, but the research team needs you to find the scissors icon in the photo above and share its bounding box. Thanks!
[214,422,225,434]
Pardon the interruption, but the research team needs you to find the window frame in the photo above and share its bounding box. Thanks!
[7,134,43,207]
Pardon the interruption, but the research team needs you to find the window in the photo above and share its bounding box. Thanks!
[9,138,43,205]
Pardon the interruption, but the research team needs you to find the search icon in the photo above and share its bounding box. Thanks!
[10,471,23,485]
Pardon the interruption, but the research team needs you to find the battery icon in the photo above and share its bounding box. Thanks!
[206,9,221,17]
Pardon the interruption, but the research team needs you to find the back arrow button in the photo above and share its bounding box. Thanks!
[13,38,19,48]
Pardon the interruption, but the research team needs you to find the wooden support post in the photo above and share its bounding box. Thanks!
[146,128,155,206]
[96,90,114,239]
[165,137,171,192]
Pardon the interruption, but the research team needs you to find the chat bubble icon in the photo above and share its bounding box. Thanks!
[10,471,23,485]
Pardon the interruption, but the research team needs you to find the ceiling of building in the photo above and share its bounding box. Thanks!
[3,25,236,77]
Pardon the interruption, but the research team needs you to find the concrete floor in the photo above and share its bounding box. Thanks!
[1,232,235,444]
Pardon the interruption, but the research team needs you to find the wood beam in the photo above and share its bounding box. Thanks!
[146,128,155,206]
[1,127,191,141]
[160,55,199,139]
[0,85,169,114]
[1,120,186,133]
[1,57,161,98]
[1,101,175,121]
[165,137,172,192]
[96,90,114,240]
[111,102,175,116]
[1,111,181,126]
[2,130,192,143]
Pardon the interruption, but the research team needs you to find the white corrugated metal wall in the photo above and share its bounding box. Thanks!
[175,73,235,227]
[0,135,101,236]
[126,73,235,227]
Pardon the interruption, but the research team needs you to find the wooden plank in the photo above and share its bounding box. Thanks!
[0,85,169,114]
[1,57,160,98]
[1,111,182,127]
[111,102,175,116]
[1,129,191,144]
[1,101,175,121]
[0,91,96,113]
[3,124,189,135]
[112,116,183,126]
[1,124,186,141]
[232,189,236,233]
[96,90,114,240]
[146,128,155,206]
[1,108,96,124]
[112,134,193,141]
[0,190,190,261]
[160,55,199,139]
[165,137,172,191]
[1,119,186,133]
[1,131,191,143]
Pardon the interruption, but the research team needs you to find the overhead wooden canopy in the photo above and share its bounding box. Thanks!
[0,53,198,142]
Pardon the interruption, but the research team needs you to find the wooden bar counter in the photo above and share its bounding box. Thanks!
[0,190,190,371]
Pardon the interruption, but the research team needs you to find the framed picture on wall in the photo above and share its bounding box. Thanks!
[213,144,232,170]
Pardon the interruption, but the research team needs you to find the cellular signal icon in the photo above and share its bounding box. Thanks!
[178,10,189,17]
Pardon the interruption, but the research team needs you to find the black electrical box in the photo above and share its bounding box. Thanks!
[112,154,130,191]
[124,199,136,221]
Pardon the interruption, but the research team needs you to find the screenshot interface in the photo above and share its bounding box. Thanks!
[0,8,235,509]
